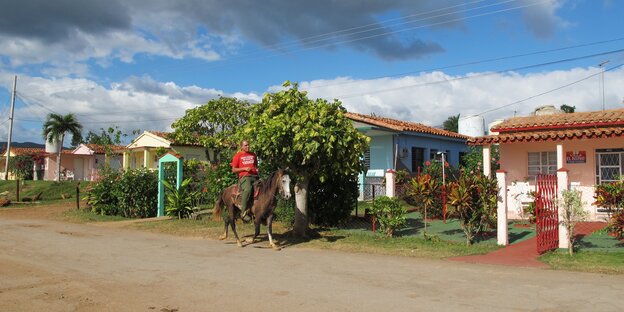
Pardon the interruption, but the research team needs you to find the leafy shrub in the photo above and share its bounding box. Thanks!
[559,189,588,255]
[594,181,624,217]
[274,197,295,227]
[87,169,122,215]
[608,210,624,239]
[368,196,407,237]
[308,174,359,227]
[164,178,198,219]
[522,191,537,224]
[88,168,158,218]
[204,151,238,206]
[447,174,498,245]
[408,174,440,235]
[8,155,34,180]
[117,168,158,218]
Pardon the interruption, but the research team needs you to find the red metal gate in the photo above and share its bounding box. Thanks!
[535,174,559,254]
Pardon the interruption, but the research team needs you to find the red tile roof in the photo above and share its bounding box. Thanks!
[85,144,125,154]
[492,108,624,132]
[470,108,624,145]
[0,147,73,156]
[4,147,46,156]
[346,112,469,140]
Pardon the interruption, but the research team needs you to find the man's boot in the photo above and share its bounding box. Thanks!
[240,208,251,222]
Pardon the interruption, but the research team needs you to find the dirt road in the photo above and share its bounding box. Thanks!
[1,208,623,311]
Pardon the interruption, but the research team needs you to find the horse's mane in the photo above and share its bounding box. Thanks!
[258,170,282,195]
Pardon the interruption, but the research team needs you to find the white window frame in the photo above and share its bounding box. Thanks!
[595,149,624,184]
[528,151,556,179]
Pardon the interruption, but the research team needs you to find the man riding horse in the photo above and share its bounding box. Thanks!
[230,139,258,222]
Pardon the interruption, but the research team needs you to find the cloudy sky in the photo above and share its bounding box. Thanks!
[1,0,623,144]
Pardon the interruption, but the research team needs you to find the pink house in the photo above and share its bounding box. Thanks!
[469,108,624,247]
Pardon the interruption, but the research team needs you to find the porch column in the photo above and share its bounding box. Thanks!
[556,143,564,169]
[143,149,149,168]
[483,145,491,177]
[557,168,570,249]
[122,152,129,169]
[496,170,508,246]
[385,169,395,197]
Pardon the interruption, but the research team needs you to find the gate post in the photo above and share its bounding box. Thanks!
[385,169,395,197]
[557,168,569,249]
[496,170,508,246]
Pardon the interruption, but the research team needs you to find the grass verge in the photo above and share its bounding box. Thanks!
[540,250,624,274]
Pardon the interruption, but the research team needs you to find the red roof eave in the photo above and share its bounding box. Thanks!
[495,120,624,133]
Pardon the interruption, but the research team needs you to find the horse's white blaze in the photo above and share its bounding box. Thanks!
[281,174,292,199]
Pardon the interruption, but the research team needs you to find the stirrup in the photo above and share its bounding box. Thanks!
[241,210,252,223]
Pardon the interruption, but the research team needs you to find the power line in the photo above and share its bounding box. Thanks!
[333,48,624,99]
[475,63,624,116]
[305,36,624,90]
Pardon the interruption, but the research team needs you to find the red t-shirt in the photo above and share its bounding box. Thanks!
[231,151,258,178]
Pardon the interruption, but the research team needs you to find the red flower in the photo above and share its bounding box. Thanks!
[425,161,431,166]
[444,161,449,168]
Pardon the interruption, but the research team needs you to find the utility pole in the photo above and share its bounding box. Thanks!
[4,75,17,180]
[599,60,609,111]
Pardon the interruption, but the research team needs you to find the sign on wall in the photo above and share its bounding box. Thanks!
[566,151,587,164]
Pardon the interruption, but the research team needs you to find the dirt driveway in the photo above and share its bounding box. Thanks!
[1,205,623,312]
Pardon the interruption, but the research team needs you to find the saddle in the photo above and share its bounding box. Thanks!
[232,181,262,208]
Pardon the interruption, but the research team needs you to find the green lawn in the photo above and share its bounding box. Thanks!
[540,250,624,274]
[0,180,88,201]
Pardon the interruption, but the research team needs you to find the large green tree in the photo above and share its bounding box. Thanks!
[245,82,369,236]
[42,113,83,181]
[170,97,251,161]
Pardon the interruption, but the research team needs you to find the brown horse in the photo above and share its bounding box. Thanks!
[213,169,291,249]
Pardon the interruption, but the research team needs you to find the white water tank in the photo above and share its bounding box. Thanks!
[458,115,485,137]
[45,135,60,154]
[488,119,504,135]
[532,105,562,116]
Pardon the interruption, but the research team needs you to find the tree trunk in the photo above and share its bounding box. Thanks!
[568,225,574,256]
[293,175,310,237]
[56,135,64,182]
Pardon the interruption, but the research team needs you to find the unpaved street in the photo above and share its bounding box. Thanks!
[1,214,623,311]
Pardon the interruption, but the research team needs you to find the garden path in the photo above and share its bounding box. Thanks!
[449,222,608,268]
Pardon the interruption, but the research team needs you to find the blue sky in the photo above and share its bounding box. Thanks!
[1,0,623,144]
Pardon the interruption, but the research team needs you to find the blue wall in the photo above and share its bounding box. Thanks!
[368,133,468,172]
[369,135,394,170]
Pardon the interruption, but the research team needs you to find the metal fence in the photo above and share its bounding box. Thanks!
[361,177,385,201]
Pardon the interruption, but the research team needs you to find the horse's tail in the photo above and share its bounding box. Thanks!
[212,192,224,221]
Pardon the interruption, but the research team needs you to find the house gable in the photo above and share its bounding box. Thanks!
[127,131,172,149]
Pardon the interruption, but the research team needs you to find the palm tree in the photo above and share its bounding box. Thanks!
[42,113,83,182]
[443,114,460,132]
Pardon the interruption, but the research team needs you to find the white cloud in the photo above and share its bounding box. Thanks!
[2,66,622,144]
[0,73,260,143]
[299,66,624,127]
